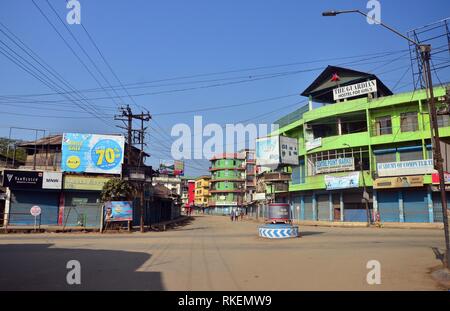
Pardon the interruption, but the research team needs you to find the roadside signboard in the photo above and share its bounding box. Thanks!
[30,205,41,231]
[30,206,41,217]
[104,201,133,222]
[62,133,125,174]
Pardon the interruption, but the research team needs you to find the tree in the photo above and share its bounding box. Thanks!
[0,137,26,162]
[100,178,136,202]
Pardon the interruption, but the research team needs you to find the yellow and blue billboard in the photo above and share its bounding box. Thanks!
[61,133,125,174]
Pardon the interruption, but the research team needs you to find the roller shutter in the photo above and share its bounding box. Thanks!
[9,190,59,225]
[403,190,428,223]
[317,194,330,221]
[378,191,399,222]
[303,196,314,220]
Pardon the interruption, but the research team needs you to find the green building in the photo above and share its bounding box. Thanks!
[270,65,450,224]
[209,153,246,215]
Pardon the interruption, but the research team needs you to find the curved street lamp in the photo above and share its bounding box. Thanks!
[323,9,450,269]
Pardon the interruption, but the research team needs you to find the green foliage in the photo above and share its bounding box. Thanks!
[100,178,136,202]
[0,137,26,162]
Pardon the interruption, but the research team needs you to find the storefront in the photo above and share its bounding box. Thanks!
[3,170,63,226]
[61,175,111,228]
[374,159,435,223]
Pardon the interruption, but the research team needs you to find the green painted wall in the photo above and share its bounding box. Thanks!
[270,86,449,193]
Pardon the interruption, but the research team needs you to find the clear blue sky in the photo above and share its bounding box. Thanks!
[0,0,449,176]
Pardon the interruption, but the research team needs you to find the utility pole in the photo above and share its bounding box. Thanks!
[322,9,450,269]
[115,105,152,233]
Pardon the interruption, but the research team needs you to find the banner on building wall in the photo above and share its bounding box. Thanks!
[256,136,280,167]
[61,133,125,174]
[325,172,360,190]
[377,159,434,177]
[333,80,377,101]
[373,176,424,189]
[315,157,355,174]
[2,170,43,189]
[104,201,133,222]
[305,137,322,151]
[63,175,111,191]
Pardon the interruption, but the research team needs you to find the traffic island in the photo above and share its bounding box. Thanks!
[258,203,299,239]
[258,223,299,239]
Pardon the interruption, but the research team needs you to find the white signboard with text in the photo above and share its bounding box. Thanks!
[377,159,435,177]
[333,80,378,101]
[280,136,299,165]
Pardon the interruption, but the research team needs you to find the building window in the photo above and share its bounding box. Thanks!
[400,112,419,132]
[375,116,392,135]
[437,115,450,128]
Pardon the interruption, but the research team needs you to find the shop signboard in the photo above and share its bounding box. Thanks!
[42,172,62,189]
[373,176,424,189]
[315,157,355,174]
[432,172,450,184]
[256,136,280,167]
[305,137,322,151]
[215,201,238,206]
[104,201,133,222]
[325,172,360,190]
[333,80,377,101]
[377,159,434,177]
[61,133,125,175]
[2,170,43,189]
[253,193,266,201]
[63,175,111,191]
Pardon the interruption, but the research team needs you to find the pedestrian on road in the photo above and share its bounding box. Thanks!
[240,209,244,221]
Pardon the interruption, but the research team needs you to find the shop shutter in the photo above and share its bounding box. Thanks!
[403,190,428,223]
[292,196,301,220]
[432,192,450,223]
[303,196,314,220]
[317,195,330,221]
[9,190,59,225]
[63,192,102,228]
[378,191,400,222]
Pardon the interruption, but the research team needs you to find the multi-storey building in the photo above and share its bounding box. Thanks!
[209,153,246,215]
[267,65,450,224]
[194,176,211,209]
[181,177,196,208]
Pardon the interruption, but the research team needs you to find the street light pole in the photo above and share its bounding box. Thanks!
[323,9,450,269]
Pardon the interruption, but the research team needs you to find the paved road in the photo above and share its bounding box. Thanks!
[0,215,446,290]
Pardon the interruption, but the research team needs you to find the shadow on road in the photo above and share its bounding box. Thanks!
[432,247,445,264]
[0,244,164,291]
[299,231,324,237]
